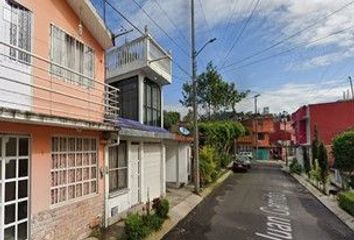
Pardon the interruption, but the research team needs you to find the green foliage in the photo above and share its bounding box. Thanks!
[124,199,170,240]
[220,153,233,169]
[302,146,311,176]
[310,159,321,184]
[199,121,246,156]
[333,130,354,189]
[180,62,249,118]
[318,142,329,192]
[311,126,319,165]
[163,111,180,130]
[124,213,151,240]
[152,198,169,220]
[142,214,163,232]
[199,145,219,185]
[289,158,303,175]
[338,191,354,217]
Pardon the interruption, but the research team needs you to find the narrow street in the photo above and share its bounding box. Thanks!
[163,163,354,240]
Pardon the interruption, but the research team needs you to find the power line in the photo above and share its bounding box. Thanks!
[103,0,144,35]
[151,0,190,46]
[221,0,354,70]
[223,23,354,72]
[220,0,261,68]
[104,0,190,78]
[131,0,190,58]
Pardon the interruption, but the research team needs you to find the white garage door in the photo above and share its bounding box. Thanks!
[144,144,162,200]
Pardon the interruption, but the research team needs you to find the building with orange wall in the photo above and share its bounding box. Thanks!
[0,0,117,239]
[236,115,275,160]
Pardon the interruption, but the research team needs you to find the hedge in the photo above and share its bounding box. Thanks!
[338,191,354,217]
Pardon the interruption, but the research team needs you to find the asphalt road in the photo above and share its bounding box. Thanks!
[163,163,354,240]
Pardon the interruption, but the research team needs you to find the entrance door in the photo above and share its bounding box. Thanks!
[0,135,30,240]
[130,144,140,206]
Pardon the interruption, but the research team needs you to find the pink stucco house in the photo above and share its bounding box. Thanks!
[0,0,118,239]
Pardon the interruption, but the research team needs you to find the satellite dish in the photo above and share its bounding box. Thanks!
[179,127,190,136]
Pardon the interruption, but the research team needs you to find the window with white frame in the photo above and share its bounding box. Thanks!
[51,136,98,205]
[50,25,95,87]
[2,0,32,63]
[109,141,128,193]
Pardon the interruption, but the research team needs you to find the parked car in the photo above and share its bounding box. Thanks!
[237,155,252,169]
[238,152,253,160]
[232,160,248,173]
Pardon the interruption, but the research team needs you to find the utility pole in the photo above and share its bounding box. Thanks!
[284,119,288,166]
[349,76,354,100]
[191,0,199,193]
[254,94,260,160]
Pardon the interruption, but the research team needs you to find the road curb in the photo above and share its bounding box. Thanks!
[146,170,233,240]
[289,172,354,233]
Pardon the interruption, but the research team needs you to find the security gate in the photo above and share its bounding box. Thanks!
[0,136,30,240]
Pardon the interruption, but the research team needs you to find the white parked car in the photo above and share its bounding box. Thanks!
[238,152,253,160]
[235,155,252,169]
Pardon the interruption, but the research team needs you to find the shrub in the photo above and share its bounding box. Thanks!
[289,158,303,175]
[318,142,329,192]
[338,191,354,217]
[220,153,232,169]
[302,146,311,177]
[310,159,321,184]
[311,126,319,165]
[142,214,163,231]
[152,198,169,219]
[124,213,151,240]
[199,145,219,185]
[333,130,354,189]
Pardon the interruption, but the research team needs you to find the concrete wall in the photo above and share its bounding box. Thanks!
[165,142,191,186]
[105,139,166,226]
[1,0,107,122]
[0,121,105,240]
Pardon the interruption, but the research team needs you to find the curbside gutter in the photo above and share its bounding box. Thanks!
[146,170,233,240]
[289,172,354,233]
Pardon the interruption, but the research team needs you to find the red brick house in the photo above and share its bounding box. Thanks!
[292,100,354,166]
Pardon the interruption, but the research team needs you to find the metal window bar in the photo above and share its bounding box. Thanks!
[0,41,120,122]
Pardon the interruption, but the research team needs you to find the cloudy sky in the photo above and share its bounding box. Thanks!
[91,0,354,115]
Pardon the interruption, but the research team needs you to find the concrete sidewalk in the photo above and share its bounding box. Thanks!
[290,172,354,232]
[92,170,232,240]
[146,170,232,240]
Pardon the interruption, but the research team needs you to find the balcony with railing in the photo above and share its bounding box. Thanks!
[0,41,119,130]
[106,34,172,85]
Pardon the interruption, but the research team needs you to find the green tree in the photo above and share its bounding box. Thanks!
[180,62,248,119]
[318,142,329,193]
[333,130,354,189]
[311,126,319,166]
[302,146,311,178]
[163,111,180,130]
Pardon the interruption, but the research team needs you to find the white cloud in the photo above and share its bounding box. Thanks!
[115,0,354,68]
[236,80,349,114]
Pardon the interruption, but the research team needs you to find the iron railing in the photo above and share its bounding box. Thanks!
[106,34,172,82]
[0,41,119,124]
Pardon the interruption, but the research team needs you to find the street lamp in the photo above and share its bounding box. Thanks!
[191,0,217,194]
[195,38,217,57]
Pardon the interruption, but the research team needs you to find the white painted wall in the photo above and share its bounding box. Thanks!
[143,143,162,201]
[165,142,191,186]
[178,144,190,184]
[105,139,166,226]
[166,144,177,182]
[0,0,32,111]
